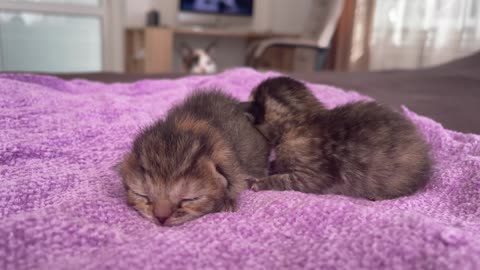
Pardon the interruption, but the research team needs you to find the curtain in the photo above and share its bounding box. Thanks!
[326,0,376,71]
[369,0,480,70]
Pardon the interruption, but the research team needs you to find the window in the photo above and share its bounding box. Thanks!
[0,0,123,72]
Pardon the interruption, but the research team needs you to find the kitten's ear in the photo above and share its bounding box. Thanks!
[205,40,217,55]
[214,164,229,188]
[117,153,143,186]
[238,101,255,123]
[205,159,230,188]
[179,42,193,57]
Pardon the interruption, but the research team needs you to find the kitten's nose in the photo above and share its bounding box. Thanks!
[154,200,172,225]
[156,216,169,225]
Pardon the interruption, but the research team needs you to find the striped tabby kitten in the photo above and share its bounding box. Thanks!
[119,91,269,226]
[243,77,431,200]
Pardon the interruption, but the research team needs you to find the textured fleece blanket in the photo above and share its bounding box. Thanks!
[0,68,479,270]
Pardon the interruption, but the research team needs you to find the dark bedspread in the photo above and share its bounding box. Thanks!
[37,51,480,134]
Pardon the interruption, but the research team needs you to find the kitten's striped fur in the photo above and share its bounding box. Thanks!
[244,77,432,200]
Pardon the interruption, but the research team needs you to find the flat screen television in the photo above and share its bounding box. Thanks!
[179,0,254,17]
[178,0,254,28]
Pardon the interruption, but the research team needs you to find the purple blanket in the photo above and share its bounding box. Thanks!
[1,68,479,270]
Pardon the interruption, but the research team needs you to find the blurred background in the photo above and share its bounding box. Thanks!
[0,0,479,74]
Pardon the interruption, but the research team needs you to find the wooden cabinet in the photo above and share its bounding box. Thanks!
[125,28,173,74]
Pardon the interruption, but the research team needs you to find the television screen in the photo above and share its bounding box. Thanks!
[179,0,254,16]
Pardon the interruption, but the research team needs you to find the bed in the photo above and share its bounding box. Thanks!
[0,53,479,270]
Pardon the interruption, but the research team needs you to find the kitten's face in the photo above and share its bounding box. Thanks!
[183,49,217,74]
[119,152,232,226]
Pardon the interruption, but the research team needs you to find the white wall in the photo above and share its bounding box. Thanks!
[270,0,311,34]
[125,0,311,32]
[125,0,152,27]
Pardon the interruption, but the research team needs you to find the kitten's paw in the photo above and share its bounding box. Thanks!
[222,198,237,212]
[245,177,260,191]
[250,182,262,192]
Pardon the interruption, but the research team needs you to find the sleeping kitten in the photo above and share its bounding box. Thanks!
[118,91,269,226]
[243,77,432,200]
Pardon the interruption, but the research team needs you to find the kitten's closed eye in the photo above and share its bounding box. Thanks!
[179,196,205,207]
[131,190,151,204]
[181,197,201,203]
